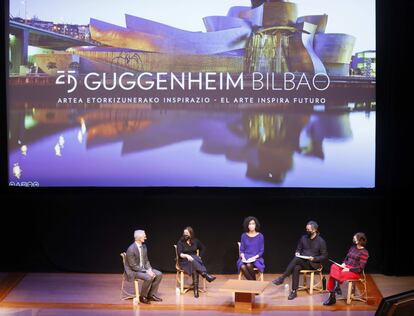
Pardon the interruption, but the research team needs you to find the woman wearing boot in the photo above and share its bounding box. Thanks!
[323,232,369,306]
[177,226,216,298]
[237,216,265,280]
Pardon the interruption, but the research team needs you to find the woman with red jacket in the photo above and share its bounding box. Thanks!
[323,232,369,306]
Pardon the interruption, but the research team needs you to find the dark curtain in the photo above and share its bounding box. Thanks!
[0,191,410,275]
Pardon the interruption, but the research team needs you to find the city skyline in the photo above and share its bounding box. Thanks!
[10,0,375,54]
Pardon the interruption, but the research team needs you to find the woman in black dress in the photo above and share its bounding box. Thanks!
[177,226,216,298]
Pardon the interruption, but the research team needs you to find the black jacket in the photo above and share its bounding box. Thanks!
[296,234,328,268]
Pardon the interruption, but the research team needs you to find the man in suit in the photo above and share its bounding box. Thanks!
[125,230,163,304]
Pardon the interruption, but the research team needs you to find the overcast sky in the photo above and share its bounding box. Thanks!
[10,0,375,53]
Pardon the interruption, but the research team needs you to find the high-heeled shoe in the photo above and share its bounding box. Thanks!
[201,272,216,283]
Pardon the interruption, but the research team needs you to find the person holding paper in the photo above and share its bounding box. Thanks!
[177,226,216,298]
[237,216,265,280]
[272,220,328,300]
[323,232,369,306]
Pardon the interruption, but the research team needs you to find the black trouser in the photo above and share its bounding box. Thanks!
[283,257,314,290]
[189,257,207,275]
[240,263,256,280]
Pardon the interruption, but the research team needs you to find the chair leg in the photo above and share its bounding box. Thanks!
[319,272,324,291]
[134,280,139,297]
[180,271,184,294]
[347,281,353,304]
[134,280,140,304]
[120,278,126,300]
[353,280,368,303]
[363,281,368,302]
[260,272,264,282]
[310,272,315,295]
[176,271,179,290]
[238,272,242,280]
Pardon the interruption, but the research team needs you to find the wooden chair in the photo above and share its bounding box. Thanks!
[237,242,264,281]
[298,265,324,295]
[173,245,206,294]
[120,252,140,303]
[340,270,368,304]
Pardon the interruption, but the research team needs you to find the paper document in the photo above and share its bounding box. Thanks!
[242,257,256,263]
[295,254,312,260]
[329,259,344,267]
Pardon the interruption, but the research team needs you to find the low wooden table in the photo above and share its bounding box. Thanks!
[220,279,269,310]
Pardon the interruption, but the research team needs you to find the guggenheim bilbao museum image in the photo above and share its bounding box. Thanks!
[65,0,356,76]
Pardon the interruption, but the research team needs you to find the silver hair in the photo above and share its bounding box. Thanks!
[307,221,319,232]
[134,230,145,239]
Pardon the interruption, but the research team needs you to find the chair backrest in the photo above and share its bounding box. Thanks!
[173,245,181,270]
[120,252,127,272]
[173,245,178,260]
[120,252,126,264]
[361,269,367,282]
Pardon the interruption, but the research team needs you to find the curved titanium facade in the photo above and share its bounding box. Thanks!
[314,33,356,76]
[85,3,356,76]
[289,22,327,74]
[296,15,328,34]
[90,17,251,55]
[263,2,298,27]
[203,16,251,32]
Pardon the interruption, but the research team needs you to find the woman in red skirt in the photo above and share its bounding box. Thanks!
[323,232,369,306]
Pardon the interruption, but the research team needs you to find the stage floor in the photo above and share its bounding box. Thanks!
[1,273,413,316]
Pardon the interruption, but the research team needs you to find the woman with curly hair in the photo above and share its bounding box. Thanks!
[237,216,265,280]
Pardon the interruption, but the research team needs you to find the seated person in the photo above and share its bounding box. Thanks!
[323,232,369,306]
[273,220,328,300]
[236,216,265,280]
[177,226,216,298]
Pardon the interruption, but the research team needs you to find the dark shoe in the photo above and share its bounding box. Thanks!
[288,290,297,300]
[323,293,337,306]
[272,276,285,285]
[148,295,162,302]
[201,272,216,283]
[139,296,151,304]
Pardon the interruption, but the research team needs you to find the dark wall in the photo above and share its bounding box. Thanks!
[0,190,409,275]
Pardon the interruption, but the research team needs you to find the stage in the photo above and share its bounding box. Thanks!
[1,272,412,315]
